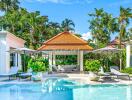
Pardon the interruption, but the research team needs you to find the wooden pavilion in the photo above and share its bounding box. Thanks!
[38,31,93,72]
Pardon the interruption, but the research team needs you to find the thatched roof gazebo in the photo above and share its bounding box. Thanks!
[38,31,93,72]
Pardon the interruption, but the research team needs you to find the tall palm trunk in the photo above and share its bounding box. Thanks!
[29,28,34,49]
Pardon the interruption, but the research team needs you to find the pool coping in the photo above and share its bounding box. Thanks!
[0,76,132,86]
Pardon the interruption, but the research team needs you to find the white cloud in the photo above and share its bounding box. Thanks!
[22,0,93,4]
[109,0,131,7]
[36,0,64,3]
[81,32,92,40]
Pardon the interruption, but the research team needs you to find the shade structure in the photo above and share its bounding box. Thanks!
[8,47,35,54]
[92,46,122,70]
[38,31,93,72]
[92,46,122,54]
[38,31,93,51]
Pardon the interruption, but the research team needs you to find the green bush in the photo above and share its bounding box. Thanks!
[27,58,48,72]
[121,68,132,74]
[56,55,77,65]
[85,60,101,72]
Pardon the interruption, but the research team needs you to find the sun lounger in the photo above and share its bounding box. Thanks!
[110,66,130,80]
[0,67,19,80]
[98,66,110,76]
[98,66,113,80]
[19,68,32,80]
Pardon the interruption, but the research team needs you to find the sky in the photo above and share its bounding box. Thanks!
[1,0,132,40]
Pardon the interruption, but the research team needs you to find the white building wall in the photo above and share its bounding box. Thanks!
[126,44,131,67]
[0,31,25,73]
[5,43,10,72]
[0,33,9,73]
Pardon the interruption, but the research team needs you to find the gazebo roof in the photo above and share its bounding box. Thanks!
[109,38,124,45]
[38,31,93,51]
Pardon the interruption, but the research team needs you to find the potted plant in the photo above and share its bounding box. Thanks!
[85,60,101,81]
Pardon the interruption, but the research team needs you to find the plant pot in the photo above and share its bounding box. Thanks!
[89,71,99,81]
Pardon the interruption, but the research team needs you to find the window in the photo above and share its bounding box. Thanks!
[10,53,15,67]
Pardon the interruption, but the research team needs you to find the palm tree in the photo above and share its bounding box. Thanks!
[118,7,132,69]
[26,11,45,49]
[0,0,20,12]
[88,8,118,48]
[126,28,132,40]
[118,6,132,48]
[61,18,75,32]
[48,22,61,36]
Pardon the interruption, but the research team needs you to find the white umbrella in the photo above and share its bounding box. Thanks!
[92,46,122,53]
[8,47,35,54]
[92,46,122,70]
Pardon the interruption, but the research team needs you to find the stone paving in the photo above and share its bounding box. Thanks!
[0,73,132,85]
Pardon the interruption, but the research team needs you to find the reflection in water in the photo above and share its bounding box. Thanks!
[0,79,132,100]
[127,85,131,100]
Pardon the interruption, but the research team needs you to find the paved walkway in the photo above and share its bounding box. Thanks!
[0,73,132,85]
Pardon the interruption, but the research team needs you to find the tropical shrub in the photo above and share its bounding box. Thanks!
[85,60,101,72]
[56,55,77,65]
[27,58,48,72]
[121,68,132,74]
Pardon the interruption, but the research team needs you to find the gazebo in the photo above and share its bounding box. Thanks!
[38,31,93,72]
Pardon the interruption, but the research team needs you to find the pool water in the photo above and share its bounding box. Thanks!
[0,78,132,100]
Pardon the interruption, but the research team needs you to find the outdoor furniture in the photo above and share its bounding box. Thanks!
[0,67,19,80]
[52,65,79,73]
[110,66,130,80]
[18,68,32,80]
[92,46,122,70]
[98,66,113,81]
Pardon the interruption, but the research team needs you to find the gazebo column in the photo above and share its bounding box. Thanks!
[49,51,53,71]
[126,44,131,67]
[80,51,83,72]
[77,51,80,66]
[53,53,56,66]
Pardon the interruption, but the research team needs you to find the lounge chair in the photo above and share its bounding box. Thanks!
[0,67,19,80]
[19,68,32,80]
[98,66,113,80]
[110,66,130,80]
[98,66,110,76]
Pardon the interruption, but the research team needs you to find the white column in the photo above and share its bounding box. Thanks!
[14,53,18,67]
[77,51,80,66]
[18,54,22,70]
[53,54,56,66]
[126,44,131,67]
[49,51,53,71]
[80,51,83,72]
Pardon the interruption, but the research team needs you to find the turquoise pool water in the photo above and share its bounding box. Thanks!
[0,78,132,100]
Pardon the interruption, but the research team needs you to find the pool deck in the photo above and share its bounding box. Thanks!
[0,73,132,85]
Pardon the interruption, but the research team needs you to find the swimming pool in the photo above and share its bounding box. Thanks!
[0,78,132,100]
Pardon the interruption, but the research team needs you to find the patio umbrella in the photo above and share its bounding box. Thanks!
[9,47,35,54]
[8,47,35,71]
[92,46,122,70]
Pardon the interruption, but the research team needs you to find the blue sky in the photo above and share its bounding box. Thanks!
[1,0,132,40]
